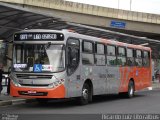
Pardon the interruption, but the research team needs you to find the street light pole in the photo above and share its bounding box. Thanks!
[118,0,119,9]
[130,0,132,11]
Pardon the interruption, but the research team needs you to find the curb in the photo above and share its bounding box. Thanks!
[142,83,160,91]
[152,83,160,89]
[147,87,153,90]
[0,99,36,106]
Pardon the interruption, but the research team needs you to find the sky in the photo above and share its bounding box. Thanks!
[65,0,160,14]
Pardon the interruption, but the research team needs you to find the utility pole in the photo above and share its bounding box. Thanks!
[130,0,132,11]
[118,0,120,9]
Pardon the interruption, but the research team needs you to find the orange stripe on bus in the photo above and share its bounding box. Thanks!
[119,66,151,93]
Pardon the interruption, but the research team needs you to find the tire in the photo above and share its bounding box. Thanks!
[126,80,135,98]
[77,83,92,105]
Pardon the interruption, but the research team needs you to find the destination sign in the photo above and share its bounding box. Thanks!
[14,32,64,41]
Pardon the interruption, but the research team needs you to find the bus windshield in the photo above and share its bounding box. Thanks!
[13,44,65,73]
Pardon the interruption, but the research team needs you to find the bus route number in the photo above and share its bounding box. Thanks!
[19,33,57,40]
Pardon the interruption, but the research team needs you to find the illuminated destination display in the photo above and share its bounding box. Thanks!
[14,32,64,41]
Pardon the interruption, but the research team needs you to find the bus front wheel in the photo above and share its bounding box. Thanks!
[77,83,92,105]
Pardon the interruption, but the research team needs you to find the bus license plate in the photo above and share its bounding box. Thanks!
[28,90,37,94]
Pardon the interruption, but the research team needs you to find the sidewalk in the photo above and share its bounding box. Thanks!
[152,79,160,89]
[0,81,160,106]
[0,86,35,106]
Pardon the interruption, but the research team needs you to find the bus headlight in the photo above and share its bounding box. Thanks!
[48,79,64,88]
[11,79,21,87]
[10,74,21,87]
[48,83,55,88]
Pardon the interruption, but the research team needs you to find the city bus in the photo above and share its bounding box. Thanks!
[10,29,152,105]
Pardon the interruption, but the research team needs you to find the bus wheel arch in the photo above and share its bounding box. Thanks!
[119,78,135,98]
[84,79,93,102]
[77,79,93,105]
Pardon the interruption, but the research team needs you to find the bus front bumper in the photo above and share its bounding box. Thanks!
[10,81,66,99]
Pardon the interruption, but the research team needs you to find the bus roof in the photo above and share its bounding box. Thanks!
[15,29,151,51]
[63,29,151,51]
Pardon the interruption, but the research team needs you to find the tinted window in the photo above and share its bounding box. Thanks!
[82,40,94,65]
[136,50,142,58]
[135,50,142,66]
[127,48,134,66]
[117,57,126,66]
[107,56,117,65]
[67,38,80,75]
[96,43,105,54]
[118,47,126,56]
[107,45,115,56]
[135,59,142,66]
[82,54,94,65]
[95,55,105,66]
[106,45,116,65]
[67,39,79,46]
[83,41,93,53]
[95,43,105,66]
[127,48,133,57]
[117,47,126,66]
[143,51,150,67]
[144,51,149,58]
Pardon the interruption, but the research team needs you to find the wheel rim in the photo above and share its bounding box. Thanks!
[82,88,88,100]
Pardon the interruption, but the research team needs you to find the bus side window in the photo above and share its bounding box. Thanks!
[135,50,142,67]
[106,45,117,66]
[68,48,79,67]
[82,41,94,65]
[143,51,150,67]
[67,38,80,75]
[117,47,126,66]
[95,43,105,66]
[127,48,134,66]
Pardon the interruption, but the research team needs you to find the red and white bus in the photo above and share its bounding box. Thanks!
[10,29,152,105]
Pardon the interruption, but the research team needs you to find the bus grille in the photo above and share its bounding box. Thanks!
[16,74,53,79]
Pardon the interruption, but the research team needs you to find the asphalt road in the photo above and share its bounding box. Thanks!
[1,89,160,114]
[0,89,160,120]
